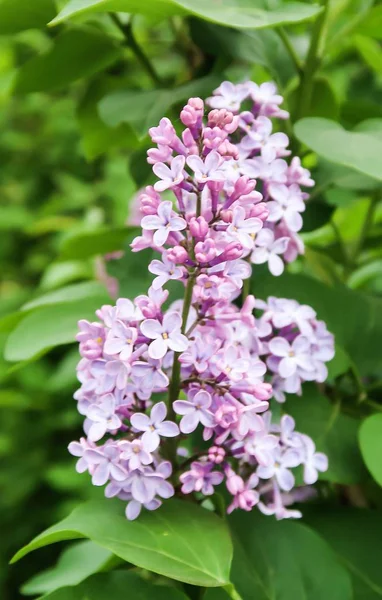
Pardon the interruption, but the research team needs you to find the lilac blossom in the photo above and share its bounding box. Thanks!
[69,79,332,523]
[141,201,186,246]
[130,402,179,451]
[140,311,188,359]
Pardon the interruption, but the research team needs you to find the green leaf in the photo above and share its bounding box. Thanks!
[0,0,55,34]
[189,20,280,75]
[78,78,139,160]
[13,26,121,94]
[252,272,382,376]
[359,414,382,487]
[51,0,323,28]
[347,260,382,290]
[228,511,352,600]
[12,498,233,587]
[98,75,220,139]
[4,295,109,362]
[59,227,135,260]
[287,385,366,484]
[50,0,187,26]
[354,35,382,74]
[106,238,153,298]
[357,4,382,39]
[21,541,113,596]
[294,118,382,180]
[22,282,109,311]
[32,571,189,600]
[305,508,382,599]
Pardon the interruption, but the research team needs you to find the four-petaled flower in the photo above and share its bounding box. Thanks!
[140,311,188,359]
[87,394,122,442]
[141,200,186,246]
[227,206,263,250]
[251,228,289,276]
[130,401,179,451]
[269,335,314,378]
[152,156,186,192]
[186,150,225,184]
[174,389,215,433]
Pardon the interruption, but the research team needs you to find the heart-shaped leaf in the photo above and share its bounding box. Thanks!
[294,117,382,180]
[11,499,233,587]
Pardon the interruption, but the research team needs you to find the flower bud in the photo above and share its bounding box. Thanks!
[189,216,209,241]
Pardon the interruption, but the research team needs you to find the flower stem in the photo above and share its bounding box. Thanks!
[276,28,303,75]
[296,0,330,121]
[168,270,197,415]
[109,13,162,87]
[223,583,244,600]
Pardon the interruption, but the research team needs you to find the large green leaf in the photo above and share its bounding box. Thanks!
[51,0,323,28]
[21,541,113,596]
[287,385,366,484]
[252,272,382,376]
[22,282,109,311]
[98,76,221,139]
[288,77,339,120]
[228,511,352,600]
[359,414,382,487]
[294,118,382,180]
[59,227,135,260]
[12,499,233,587]
[305,508,382,599]
[0,0,55,33]
[13,27,121,94]
[34,571,189,600]
[4,295,109,362]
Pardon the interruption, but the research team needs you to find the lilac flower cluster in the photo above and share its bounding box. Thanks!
[69,81,333,521]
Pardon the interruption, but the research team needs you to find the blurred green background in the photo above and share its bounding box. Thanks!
[1,1,382,598]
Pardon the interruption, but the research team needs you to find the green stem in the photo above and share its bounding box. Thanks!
[109,13,162,86]
[168,270,197,415]
[349,192,379,266]
[223,583,244,600]
[296,0,330,121]
[277,28,303,75]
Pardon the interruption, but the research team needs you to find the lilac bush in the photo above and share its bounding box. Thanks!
[69,81,333,521]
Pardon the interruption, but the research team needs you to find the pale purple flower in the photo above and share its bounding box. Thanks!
[226,206,263,250]
[68,437,95,474]
[119,439,153,470]
[257,447,301,491]
[212,345,249,382]
[180,461,223,495]
[174,389,215,434]
[186,151,225,184]
[269,335,314,378]
[140,311,188,359]
[149,255,183,290]
[251,228,289,276]
[104,322,138,361]
[241,116,289,161]
[258,481,302,520]
[248,81,289,119]
[152,155,186,192]
[300,434,328,484]
[227,472,259,513]
[141,200,186,246]
[244,429,278,466]
[87,394,122,442]
[131,358,169,389]
[267,184,306,232]
[84,444,127,486]
[207,81,249,112]
[130,402,179,451]
[179,335,218,373]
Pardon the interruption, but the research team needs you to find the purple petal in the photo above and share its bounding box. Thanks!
[92,461,110,486]
[140,319,162,340]
[163,311,182,333]
[148,337,167,359]
[141,214,163,230]
[126,500,142,520]
[88,422,107,442]
[173,400,194,415]
[157,421,179,437]
[130,412,151,432]
[269,337,290,357]
[180,411,200,434]
[151,401,166,425]
[142,430,160,452]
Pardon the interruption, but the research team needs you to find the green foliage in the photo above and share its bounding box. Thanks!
[229,511,352,599]
[12,499,233,587]
[359,414,382,487]
[1,0,382,599]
